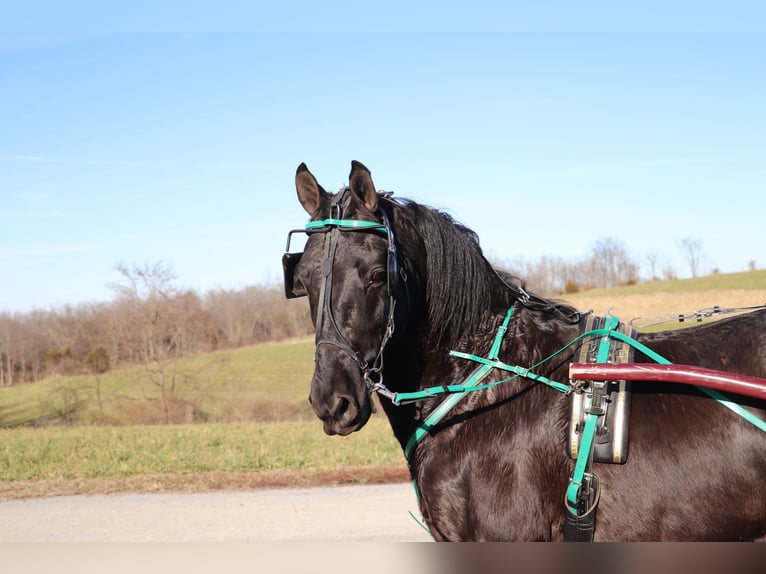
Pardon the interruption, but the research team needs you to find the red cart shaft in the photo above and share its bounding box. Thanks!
[569,363,766,400]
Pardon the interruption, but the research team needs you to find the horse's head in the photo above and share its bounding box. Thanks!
[284,161,407,435]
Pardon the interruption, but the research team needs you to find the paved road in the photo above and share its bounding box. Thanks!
[0,483,432,542]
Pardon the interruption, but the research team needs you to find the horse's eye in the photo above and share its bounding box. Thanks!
[370,268,387,286]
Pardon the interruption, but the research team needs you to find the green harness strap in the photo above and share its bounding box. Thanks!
[305,218,388,233]
[565,315,619,515]
[403,305,516,462]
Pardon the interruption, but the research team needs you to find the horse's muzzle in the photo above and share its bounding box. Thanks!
[309,369,372,436]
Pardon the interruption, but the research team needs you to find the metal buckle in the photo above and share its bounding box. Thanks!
[587,380,609,415]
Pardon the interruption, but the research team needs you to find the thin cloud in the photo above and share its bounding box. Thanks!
[0,154,270,171]
[0,210,61,218]
[0,242,97,258]
[0,155,47,161]
[529,151,766,179]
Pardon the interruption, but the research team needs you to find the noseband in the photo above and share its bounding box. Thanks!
[283,191,408,396]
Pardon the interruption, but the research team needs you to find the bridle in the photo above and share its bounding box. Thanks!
[282,190,408,396]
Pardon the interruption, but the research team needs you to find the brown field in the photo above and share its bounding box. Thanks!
[564,288,766,330]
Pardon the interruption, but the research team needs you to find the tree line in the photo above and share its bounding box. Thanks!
[499,235,717,295]
[499,237,643,295]
[1,235,715,387]
[0,262,313,386]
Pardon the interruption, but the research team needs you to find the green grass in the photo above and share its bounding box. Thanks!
[0,338,405,495]
[0,418,401,482]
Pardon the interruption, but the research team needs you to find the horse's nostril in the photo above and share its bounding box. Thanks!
[334,396,350,418]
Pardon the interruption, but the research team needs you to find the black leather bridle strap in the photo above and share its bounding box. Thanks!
[314,226,369,369]
[311,201,404,392]
[313,226,335,351]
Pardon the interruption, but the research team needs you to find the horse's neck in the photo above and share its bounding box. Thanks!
[381,304,577,450]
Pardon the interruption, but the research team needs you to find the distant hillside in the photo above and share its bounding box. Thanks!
[0,339,316,428]
[563,270,766,330]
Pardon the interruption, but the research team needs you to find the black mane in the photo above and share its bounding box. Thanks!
[382,196,582,350]
[383,197,514,349]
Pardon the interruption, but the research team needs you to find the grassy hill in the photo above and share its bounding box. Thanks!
[0,339,317,428]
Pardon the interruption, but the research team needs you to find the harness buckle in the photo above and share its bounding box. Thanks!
[373,383,397,403]
[330,200,342,220]
[587,380,609,415]
[517,285,531,305]
[365,370,397,403]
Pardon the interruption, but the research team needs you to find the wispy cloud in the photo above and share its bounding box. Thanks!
[73,158,271,170]
[0,242,97,258]
[0,210,61,218]
[527,150,766,179]
[0,154,270,171]
[0,155,47,162]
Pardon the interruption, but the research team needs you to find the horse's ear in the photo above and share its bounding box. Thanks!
[295,163,327,216]
[349,160,378,213]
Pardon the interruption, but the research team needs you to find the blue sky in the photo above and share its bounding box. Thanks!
[2,20,765,311]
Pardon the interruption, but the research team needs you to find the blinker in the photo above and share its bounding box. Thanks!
[282,251,306,299]
[282,228,310,299]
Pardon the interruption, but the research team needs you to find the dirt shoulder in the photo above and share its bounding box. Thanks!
[0,463,410,500]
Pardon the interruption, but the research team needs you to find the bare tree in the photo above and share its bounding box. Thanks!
[646,250,662,281]
[0,314,43,385]
[662,265,678,281]
[204,285,312,347]
[39,380,90,426]
[84,346,110,420]
[678,237,704,278]
[586,237,640,289]
[497,237,640,295]
[0,316,14,386]
[109,262,185,423]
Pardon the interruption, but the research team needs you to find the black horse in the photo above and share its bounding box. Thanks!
[285,160,766,541]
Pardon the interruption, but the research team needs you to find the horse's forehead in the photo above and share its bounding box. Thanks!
[309,229,384,255]
[314,188,369,219]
